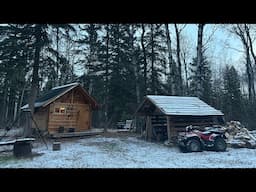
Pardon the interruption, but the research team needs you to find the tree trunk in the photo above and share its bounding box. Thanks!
[182,51,189,95]
[174,24,183,95]
[104,24,110,133]
[56,27,59,86]
[196,24,205,98]
[165,24,175,95]
[26,25,42,137]
[141,24,148,95]
[134,57,140,104]
[245,24,256,67]
[150,24,156,94]
[5,88,9,122]
[130,25,140,104]
[245,46,256,101]
[244,24,256,101]
[236,24,256,102]
[1,85,8,124]
[17,85,26,126]
[13,100,18,122]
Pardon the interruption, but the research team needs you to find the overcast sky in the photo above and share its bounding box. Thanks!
[180,24,245,74]
[70,24,246,78]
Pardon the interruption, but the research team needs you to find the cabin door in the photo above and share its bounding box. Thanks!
[77,105,90,131]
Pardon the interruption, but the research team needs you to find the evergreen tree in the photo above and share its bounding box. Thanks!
[189,55,212,104]
[211,71,224,110]
[222,65,243,121]
[144,24,167,95]
[0,24,33,125]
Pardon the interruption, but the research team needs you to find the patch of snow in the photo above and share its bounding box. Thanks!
[51,82,79,90]
[21,102,45,110]
[146,95,224,116]
[1,135,256,168]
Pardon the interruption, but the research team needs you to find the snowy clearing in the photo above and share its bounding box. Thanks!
[1,134,256,168]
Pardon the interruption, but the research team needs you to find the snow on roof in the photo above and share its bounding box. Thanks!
[21,83,80,110]
[144,95,224,116]
[21,102,45,110]
[51,82,79,90]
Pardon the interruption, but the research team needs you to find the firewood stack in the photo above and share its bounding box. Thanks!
[223,121,256,149]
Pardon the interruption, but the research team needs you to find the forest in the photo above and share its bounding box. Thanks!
[0,24,256,130]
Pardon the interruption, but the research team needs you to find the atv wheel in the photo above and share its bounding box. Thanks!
[179,145,188,153]
[214,137,227,152]
[186,139,202,152]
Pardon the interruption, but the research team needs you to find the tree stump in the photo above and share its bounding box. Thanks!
[13,141,32,157]
[52,142,61,151]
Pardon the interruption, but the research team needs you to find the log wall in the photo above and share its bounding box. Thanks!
[147,115,222,141]
[34,87,92,134]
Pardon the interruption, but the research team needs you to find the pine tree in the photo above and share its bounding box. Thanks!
[0,24,33,125]
[144,24,167,95]
[222,65,243,121]
[49,24,76,86]
[211,70,224,110]
[189,55,212,104]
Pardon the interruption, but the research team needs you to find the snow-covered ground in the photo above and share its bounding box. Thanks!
[1,135,256,168]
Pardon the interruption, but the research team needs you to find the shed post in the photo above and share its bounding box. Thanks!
[145,116,152,141]
[166,116,172,142]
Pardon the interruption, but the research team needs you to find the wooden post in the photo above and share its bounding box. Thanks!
[145,116,148,140]
[147,116,152,142]
[23,109,32,137]
[166,116,171,142]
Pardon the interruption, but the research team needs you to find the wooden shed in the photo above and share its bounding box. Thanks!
[21,83,98,134]
[135,95,225,142]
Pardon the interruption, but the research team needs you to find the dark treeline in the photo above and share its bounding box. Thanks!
[0,24,256,129]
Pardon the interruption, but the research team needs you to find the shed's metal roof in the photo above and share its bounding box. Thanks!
[143,95,224,116]
[21,82,98,110]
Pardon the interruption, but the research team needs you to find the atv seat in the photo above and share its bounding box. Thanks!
[202,131,212,135]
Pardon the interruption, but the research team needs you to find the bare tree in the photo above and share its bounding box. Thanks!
[245,25,256,68]
[180,34,194,95]
[174,24,186,95]
[165,24,175,95]
[26,25,43,137]
[150,24,157,95]
[181,50,189,94]
[230,24,256,101]
[129,25,140,105]
[141,24,148,95]
[196,24,205,97]
[104,24,110,133]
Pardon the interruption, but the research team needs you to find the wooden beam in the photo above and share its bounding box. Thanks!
[145,116,152,141]
[148,116,152,141]
[145,116,149,140]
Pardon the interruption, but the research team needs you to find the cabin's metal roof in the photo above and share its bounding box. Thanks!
[138,95,224,116]
[21,82,97,110]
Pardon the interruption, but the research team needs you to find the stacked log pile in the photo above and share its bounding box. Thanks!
[222,121,256,149]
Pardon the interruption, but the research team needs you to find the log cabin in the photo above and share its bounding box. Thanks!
[21,83,98,135]
[135,95,225,142]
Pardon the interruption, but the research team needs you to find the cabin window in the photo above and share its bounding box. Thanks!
[55,107,60,113]
[60,107,66,113]
[54,107,66,114]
